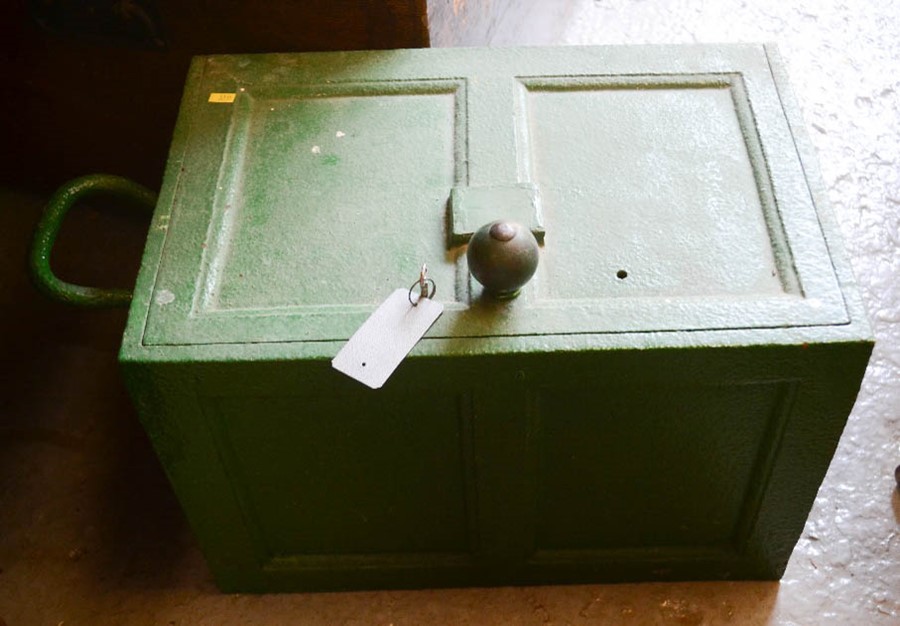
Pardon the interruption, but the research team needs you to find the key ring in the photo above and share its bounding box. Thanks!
[408,263,436,306]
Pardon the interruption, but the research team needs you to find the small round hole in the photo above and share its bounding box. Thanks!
[616,269,628,280]
[361,362,367,367]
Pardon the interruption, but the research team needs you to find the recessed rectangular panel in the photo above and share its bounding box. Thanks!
[210,391,472,557]
[522,75,796,299]
[203,83,463,311]
[535,382,788,550]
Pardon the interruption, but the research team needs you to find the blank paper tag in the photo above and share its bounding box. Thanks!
[332,289,443,389]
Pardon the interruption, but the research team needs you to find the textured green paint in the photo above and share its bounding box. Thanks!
[119,45,872,592]
[449,184,545,246]
[136,48,848,346]
[29,174,157,307]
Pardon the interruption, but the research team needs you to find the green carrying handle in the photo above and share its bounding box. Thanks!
[29,174,158,308]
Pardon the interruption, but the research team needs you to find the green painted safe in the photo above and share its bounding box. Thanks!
[113,45,870,591]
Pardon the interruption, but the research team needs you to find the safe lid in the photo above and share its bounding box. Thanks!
[137,45,850,347]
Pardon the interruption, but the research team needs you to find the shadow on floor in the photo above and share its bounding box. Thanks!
[0,187,205,596]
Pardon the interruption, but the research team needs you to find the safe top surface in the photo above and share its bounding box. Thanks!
[132,44,860,351]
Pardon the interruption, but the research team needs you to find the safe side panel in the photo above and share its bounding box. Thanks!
[120,361,268,589]
[208,391,474,558]
[534,381,788,552]
[122,342,871,590]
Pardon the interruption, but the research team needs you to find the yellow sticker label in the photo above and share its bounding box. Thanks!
[208,93,236,103]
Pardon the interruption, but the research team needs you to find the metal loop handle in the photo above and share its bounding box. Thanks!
[29,174,158,308]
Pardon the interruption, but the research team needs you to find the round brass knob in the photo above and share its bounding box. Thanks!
[467,221,540,298]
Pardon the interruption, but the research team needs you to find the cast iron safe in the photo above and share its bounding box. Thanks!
[40,45,873,591]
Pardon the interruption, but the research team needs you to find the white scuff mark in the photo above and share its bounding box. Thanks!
[311,145,321,154]
[336,130,346,138]
[156,289,176,305]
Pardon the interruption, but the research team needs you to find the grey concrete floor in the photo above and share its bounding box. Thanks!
[1,0,898,624]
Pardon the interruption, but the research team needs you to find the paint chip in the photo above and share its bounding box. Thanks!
[311,145,321,154]
[156,290,176,305]
[336,131,346,138]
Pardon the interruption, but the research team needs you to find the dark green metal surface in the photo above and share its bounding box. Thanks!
[118,45,872,592]
[30,174,157,307]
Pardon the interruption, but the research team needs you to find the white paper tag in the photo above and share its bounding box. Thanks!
[332,289,443,389]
